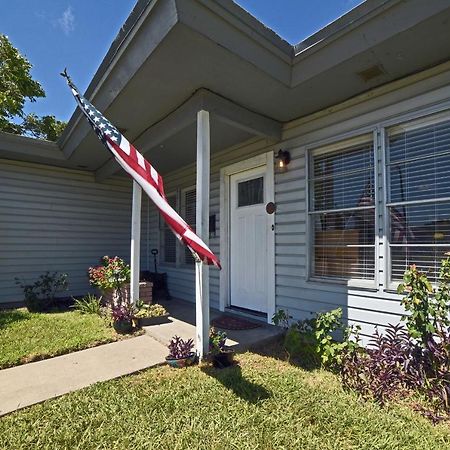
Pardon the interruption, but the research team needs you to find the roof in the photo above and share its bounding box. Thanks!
[1,0,449,175]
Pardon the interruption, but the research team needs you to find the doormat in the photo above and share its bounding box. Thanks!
[211,315,262,330]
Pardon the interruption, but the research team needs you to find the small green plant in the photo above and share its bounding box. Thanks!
[209,327,227,355]
[73,294,102,315]
[283,308,360,369]
[134,303,167,318]
[272,309,292,329]
[15,272,68,312]
[88,256,131,291]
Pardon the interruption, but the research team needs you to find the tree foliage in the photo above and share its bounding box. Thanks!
[0,34,66,141]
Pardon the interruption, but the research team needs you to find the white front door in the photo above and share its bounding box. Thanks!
[230,166,269,312]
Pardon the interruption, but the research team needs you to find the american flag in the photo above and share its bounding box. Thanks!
[62,70,221,269]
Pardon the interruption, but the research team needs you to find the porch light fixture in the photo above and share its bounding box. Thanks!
[275,149,291,172]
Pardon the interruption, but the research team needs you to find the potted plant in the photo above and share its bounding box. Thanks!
[166,336,196,368]
[88,256,131,305]
[209,327,235,368]
[134,302,169,327]
[111,303,134,334]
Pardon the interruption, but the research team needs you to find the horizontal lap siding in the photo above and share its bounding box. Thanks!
[0,159,133,303]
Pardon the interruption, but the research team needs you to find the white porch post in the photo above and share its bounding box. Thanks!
[196,110,210,359]
[130,180,142,305]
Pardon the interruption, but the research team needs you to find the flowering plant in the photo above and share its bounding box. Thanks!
[88,256,130,291]
[111,303,134,323]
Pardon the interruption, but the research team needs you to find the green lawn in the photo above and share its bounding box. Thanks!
[0,308,123,369]
[1,345,449,450]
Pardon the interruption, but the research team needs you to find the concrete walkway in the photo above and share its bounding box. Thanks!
[0,299,282,416]
[0,335,166,416]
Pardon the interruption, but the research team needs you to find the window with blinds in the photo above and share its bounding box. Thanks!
[161,193,177,264]
[183,188,196,265]
[387,117,450,283]
[309,139,376,281]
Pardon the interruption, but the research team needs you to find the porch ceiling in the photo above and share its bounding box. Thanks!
[7,0,449,174]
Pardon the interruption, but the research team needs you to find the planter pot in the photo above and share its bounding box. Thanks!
[166,352,197,368]
[113,319,133,334]
[100,281,153,306]
[136,313,170,327]
[212,350,235,368]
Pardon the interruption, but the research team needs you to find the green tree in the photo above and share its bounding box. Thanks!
[0,34,66,141]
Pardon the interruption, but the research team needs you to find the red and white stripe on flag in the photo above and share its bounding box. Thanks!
[63,71,221,269]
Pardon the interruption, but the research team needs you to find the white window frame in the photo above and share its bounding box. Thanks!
[306,132,378,289]
[383,109,450,290]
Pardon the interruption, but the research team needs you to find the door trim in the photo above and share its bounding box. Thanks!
[219,151,275,323]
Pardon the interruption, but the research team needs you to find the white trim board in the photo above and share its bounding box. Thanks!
[219,151,275,323]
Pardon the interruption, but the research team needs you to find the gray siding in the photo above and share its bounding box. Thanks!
[147,65,450,340]
[0,159,135,303]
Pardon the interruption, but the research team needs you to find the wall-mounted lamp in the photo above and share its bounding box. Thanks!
[275,149,291,173]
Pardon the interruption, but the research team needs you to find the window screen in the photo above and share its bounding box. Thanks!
[309,140,375,280]
[184,189,196,265]
[387,118,450,283]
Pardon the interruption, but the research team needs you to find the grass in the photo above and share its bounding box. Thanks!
[1,344,450,450]
[0,308,131,369]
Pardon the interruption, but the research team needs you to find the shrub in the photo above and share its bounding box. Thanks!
[209,327,227,355]
[271,309,292,329]
[73,294,102,315]
[15,272,68,312]
[111,303,133,323]
[88,256,130,292]
[134,301,167,318]
[341,324,421,405]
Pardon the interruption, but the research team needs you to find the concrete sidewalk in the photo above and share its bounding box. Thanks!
[0,299,282,417]
[0,334,167,416]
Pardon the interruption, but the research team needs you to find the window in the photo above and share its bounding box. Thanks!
[160,193,177,264]
[183,188,196,265]
[238,177,264,207]
[309,138,376,281]
[387,116,450,283]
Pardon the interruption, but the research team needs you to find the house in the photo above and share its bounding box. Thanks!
[1,0,450,344]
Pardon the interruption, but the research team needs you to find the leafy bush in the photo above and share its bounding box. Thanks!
[73,294,102,315]
[134,302,167,318]
[167,336,194,359]
[209,327,227,355]
[111,303,133,323]
[88,256,130,291]
[271,309,292,329]
[283,308,360,369]
[341,324,421,405]
[15,272,68,312]
[340,255,450,421]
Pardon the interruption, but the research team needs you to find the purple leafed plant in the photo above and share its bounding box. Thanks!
[341,323,421,405]
[111,304,133,322]
[167,336,194,359]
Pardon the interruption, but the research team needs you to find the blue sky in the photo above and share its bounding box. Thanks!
[0,0,361,122]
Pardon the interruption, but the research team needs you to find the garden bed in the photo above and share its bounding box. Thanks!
[0,308,142,369]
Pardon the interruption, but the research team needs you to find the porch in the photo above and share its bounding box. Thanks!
[144,298,283,352]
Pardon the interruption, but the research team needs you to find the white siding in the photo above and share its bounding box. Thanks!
[0,159,135,303]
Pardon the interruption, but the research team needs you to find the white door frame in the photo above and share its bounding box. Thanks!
[219,151,275,323]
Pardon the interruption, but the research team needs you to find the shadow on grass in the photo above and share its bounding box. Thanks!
[0,309,31,328]
[202,364,271,404]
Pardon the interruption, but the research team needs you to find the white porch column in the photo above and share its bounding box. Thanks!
[195,110,210,359]
[130,180,142,305]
